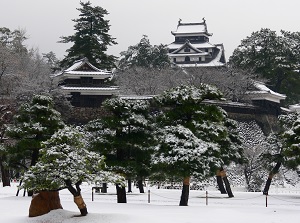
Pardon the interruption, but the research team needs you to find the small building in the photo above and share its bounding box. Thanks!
[54,58,119,108]
[168,18,226,67]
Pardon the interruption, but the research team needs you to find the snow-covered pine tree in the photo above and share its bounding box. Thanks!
[22,125,121,216]
[59,1,117,70]
[6,95,64,173]
[152,85,243,206]
[86,97,154,198]
[282,113,300,170]
[229,28,300,105]
[118,35,171,70]
[262,113,299,195]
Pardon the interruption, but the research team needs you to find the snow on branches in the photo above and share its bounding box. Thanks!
[22,126,109,191]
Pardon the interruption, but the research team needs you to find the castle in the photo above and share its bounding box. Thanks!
[167,18,226,67]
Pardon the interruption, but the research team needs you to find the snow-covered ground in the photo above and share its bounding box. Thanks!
[1,182,300,223]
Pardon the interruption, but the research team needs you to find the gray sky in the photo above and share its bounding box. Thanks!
[1,0,299,61]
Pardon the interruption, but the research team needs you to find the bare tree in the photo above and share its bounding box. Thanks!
[115,66,189,95]
[0,100,15,186]
[231,121,272,191]
[185,67,262,102]
[115,65,263,102]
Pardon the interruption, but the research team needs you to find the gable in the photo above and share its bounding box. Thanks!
[172,41,207,55]
[74,62,96,72]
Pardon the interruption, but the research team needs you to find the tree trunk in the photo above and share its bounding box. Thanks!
[263,162,282,195]
[0,156,10,187]
[65,180,87,216]
[220,167,234,198]
[223,176,234,198]
[179,176,190,206]
[216,169,227,194]
[27,148,40,197]
[116,184,127,203]
[127,179,132,193]
[137,179,144,193]
[16,181,21,196]
[244,168,251,191]
[101,183,107,193]
[29,191,63,217]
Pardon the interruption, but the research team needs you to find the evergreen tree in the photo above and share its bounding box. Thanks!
[42,51,60,73]
[22,125,120,216]
[229,28,300,105]
[87,98,154,196]
[152,85,243,206]
[0,27,28,55]
[261,113,297,195]
[6,95,64,173]
[59,1,117,70]
[282,113,300,169]
[118,35,171,70]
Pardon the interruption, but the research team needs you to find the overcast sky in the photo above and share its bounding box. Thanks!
[1,0,300,61]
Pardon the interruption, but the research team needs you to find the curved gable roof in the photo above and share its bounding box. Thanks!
[171,21,212,36]
[171,41,208,55]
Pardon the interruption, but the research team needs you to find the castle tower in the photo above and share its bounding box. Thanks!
[168,18,226,67]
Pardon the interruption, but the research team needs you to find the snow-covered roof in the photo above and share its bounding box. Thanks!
[170,41,208,55]
[61,86,119,95]
[65,58,103,72]
[119,95,154,100]
[168,42,216,50]
[289,104,300,112]
[61,71,112,79]
[246,82,286,103]
[173,44,225,68]
[171,22,212,36]
[53,58,112,79]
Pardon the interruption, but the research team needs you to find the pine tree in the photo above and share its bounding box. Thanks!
[6,95,64,172]
[118,35,171,70]
[152,85,243,206]
[229,28,300,105]
[22,125,116,216]
[282,113,300,169]
[87,98,154,197]
[59,1,117,70]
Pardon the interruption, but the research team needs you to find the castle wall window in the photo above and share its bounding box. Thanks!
[184,47,190,52]
[81,77,93,85]
[185,56,190,62]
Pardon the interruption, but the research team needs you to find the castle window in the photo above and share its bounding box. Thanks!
[184,47,190,52]
[185,56,190,62]
[81,77,93,85]
[173,58,176,63]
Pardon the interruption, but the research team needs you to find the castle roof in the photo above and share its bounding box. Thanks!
[61,86,119,95]
[171,19,212,37]
[54,58,112,79]
[246,81,286,103]
[168,41,216,50]
[171,41,209,55]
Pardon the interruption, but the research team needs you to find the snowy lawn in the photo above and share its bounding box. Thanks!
[1,182,300,223]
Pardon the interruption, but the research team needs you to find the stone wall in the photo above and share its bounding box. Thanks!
[67,107,111,125]
[65,100,283,134]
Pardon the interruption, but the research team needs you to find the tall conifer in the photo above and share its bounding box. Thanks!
[59,1,117,69]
